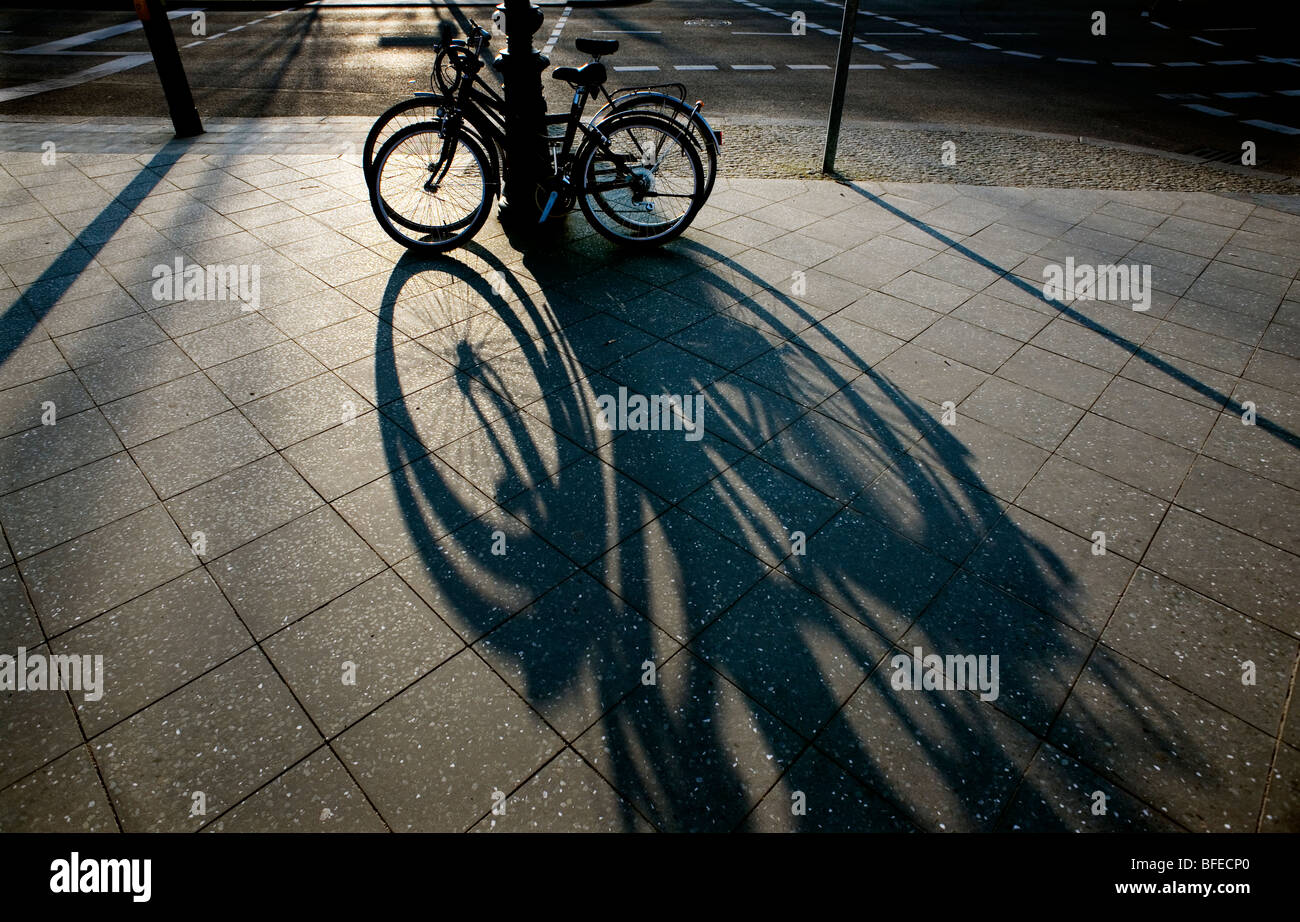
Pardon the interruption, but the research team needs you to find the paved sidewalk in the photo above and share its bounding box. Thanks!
[1,118,1298,832]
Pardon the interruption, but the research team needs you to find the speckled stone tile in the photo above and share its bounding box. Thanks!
[780,506,954,642]
[331,453,494,565]
[434,408,586,506]
[164,453,322,561]
[19,504,196,635]
[573,650,803,832]
[1144,507,1300,638]
[813,671,1039,832]
[206,748,387,832]
[471,749,651,832]
[0,565,41,650]
[681,454,840,567]
[205,339,328,406]
[390,507,575,642]
[1058,411,1195,500]
[590,506,768,645]
[959,376,1084,451]
[998,744,1182,832]
[130,408,274,499]
[850,459,1007,564]
[335,652,561,832]
[241,372,371,450]
[1015,455,1167,562]
[1049,645,1274,832]
[209,506,384,639]
[1103,568,1297,732]
[965,507,1136,638]
[0,452,155,560]
[757,411,899,505]
[1262,743,1300,832]
[101,372,234,448]
[745,748,914,832]
[504,454,667,567]
[0,408,122,496]
[0,371,94,439]
[692,571,890,738]
[264,571,463,736]
[93,648,321,832]
[0,646,84,790]
[479,572,679,741]
[908,414,1049,503]
[52,570,249,735]
[281,408,428,502]
[697,372,808,452]
[0,745,117,833]
[905,570,1093,734]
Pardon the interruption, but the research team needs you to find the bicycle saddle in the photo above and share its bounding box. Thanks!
[551,61,607,87]
[575,37,618,57]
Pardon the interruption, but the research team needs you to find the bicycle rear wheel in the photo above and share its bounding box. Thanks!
[602,94,719,197]
[369,121,497,253]
[576,113,705,247]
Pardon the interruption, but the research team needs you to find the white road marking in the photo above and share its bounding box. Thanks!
[1278,89,1300,96]
[8,9,196,54]
[788,64,830,69]
[593,30,661,34]
[614,65,660,71]
[895,62,938,70]
[1217,91,1265,98]
[732,64,776,69]
[1242,119,1300,135]
[0,53,152,103]
[1192,36,1224,47]
[1057,57,1095,64]
[541,4,571,56]
[1182,104,1234,116]
[1211,60,1252,65]
[1004,50,1042,59]
[1114,62,1153,67]
[850,64,884,69]
[1164,62,1203,67]
[973,43,1000,50]
[675,64,717,70]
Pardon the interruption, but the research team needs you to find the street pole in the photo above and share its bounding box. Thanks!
[133,0,202,138]
[821,0,859,174]
[495,0,548,227]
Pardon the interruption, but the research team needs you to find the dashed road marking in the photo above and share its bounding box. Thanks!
[674,64,717,70]
[788,64,830,69]
[732,63,776,69]
[541,5,572,56]
[1242,119,1300,135]
[1192,36,1224,47]
[613,65,659,71]
[1182,103,1234,116]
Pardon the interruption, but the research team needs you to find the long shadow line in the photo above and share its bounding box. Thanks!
[839,180,1300,451]
[0,143,191,369]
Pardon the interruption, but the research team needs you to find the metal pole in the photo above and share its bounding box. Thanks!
[133,0,203,138]
[496,0,547,226]
[822,0,859,174]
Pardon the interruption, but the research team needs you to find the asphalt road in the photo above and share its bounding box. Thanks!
[1,1,1298,172]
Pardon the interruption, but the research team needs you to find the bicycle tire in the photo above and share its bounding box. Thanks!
[369,121,497,253]
[575,112,705,247]
[600,94,719,197]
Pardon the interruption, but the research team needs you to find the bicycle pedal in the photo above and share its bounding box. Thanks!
[539,191,559,223]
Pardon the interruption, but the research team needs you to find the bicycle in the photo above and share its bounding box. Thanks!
[366,23,710,252]
[363,25,719,199]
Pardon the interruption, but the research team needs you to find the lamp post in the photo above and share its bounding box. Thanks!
[133,0,203,138]
[494,0,548,227]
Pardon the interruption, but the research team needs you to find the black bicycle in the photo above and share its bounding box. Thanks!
[365,23,711,252]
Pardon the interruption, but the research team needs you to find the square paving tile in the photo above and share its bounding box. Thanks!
[573,650,803,832]
[92,648,321,831]
[209,506,384,639]
[470,749,652,832]
[334,652,561,832]
[264,571,464,737]
[1049,645,1274,832]
[206,748,387,832]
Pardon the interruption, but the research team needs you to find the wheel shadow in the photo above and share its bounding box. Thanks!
[370,206,1223,833]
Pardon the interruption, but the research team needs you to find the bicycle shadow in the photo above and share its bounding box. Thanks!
[369,206,1207,833]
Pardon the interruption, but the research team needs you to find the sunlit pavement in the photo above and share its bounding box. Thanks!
[0,118,1297,832]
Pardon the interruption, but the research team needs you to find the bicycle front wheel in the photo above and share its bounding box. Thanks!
[369,121,496,253]
[576,113,705,248]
